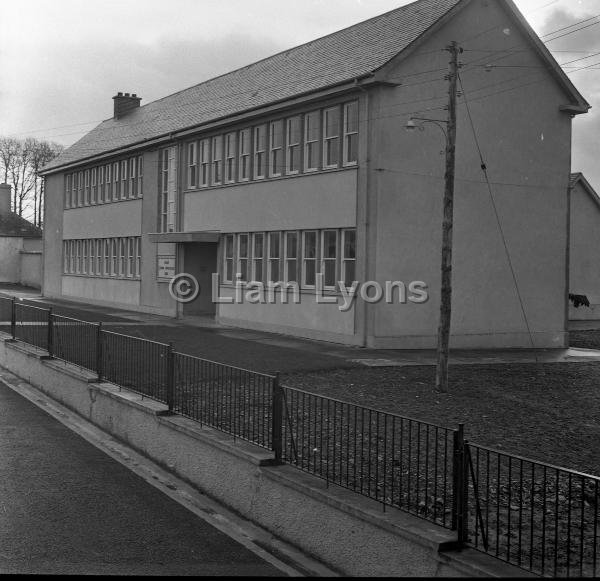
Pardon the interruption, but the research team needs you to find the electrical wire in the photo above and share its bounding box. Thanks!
[457,72,539,355]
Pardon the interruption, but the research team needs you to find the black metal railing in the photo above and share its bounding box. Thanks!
[463,443,599,578]
[173,353,275,450]
[1,298,599,576]
[51,314,99,371]
[281,385,455,527]
[101,330,170,403]
[13,302,49,350]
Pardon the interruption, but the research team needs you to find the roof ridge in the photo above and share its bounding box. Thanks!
[116,0,432,115]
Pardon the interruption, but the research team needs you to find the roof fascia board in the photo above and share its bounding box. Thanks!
[497,0,590,114]
[41,77,377,176]
[371,0,472,83]
[572,173,600,210]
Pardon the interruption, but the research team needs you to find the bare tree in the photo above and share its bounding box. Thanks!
[0,136,63,226]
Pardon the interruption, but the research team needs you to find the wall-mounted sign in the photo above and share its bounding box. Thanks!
[157,255,176,279]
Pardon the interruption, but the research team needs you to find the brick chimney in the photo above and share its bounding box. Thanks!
[113,92,141,119]
[0,183,11,215]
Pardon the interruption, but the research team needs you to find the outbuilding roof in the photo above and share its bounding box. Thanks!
[42,0,590,174]
[0,213,42,238]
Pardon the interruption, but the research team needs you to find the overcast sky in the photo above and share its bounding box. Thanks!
[0,0,598,188]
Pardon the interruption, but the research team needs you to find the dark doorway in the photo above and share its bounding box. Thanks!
[182,242,218,316]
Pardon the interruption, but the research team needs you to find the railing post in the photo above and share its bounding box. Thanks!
[166,342,175,413]
[10,297,16,340]
[271,372,283,464]
[452,423,468,544]
[47,308,54,358]
[96,322,103,381]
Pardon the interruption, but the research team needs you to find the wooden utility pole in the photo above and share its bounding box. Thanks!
[435,41,461,393]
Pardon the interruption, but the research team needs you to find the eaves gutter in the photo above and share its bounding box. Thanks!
[40,73,381,177]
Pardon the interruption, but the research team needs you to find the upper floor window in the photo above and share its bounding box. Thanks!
[112,162,120,201]
[269,120,283,178]
[188,142,198,189]
[344,102,359,166]
[225,133,236,184]
[65,174,72,209]
[200,139,210,187]
[120,159,128,199]
[137,156,143,197]
[90,167,97,204]
[253,125,266,180]
[77,171,84,206]
[323,107,340,169]
[129,157,137,198]
[212,136,222,186]
[286,117,301,176]
[304,111,320,172]
[84,170,90,205]
[239,129,251,182]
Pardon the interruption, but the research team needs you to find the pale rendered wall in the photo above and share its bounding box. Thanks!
[0,238,23,282]
[42,174,64,297]
[366,0,573,348]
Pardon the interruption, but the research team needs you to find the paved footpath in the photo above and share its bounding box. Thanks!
[0,375,302,576]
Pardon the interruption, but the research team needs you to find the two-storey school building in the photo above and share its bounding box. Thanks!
[40,0,590,349]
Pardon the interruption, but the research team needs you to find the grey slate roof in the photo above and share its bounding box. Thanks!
[43,0,461,172]
[0,213,42,238]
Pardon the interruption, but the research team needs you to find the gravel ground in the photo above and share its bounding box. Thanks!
[281,362,600,478]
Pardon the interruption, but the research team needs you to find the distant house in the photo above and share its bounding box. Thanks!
[569,173,600,320]
[0,184,43,288]
[40,0,590,349]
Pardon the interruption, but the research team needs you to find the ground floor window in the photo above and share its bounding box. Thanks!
[220,227,357,291]
[63,237,141,280]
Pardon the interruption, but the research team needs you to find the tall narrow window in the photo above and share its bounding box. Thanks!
[225,133,236,184]
[137,156,143,197]
[253,125,266,179]
[88,240,96,275]
[112,162,120,201]
[302,231,317,287]
[129,157,137,197]
[81,240,88,275]
[103,239,110,276]
[77,171,84,206]
[188,142,198,189]
[237,234,249,282]
[71,173,77,208]
[63,241,69,273]
[160,149,169,232]
[105,164,112,202]
[212,135,222,186]
[323,107,340,169]
[134,237,141,278]
[321,230,338,289]
[75,240,82,274]
[69,240,75,273]
[91,168,97,204]
[127,237,135,278]
[268,232,281,283]
[119,238,127,277]
[200,139,210,187]
[239,129,251,182]
[285,232,298,283]
[343,102,359,166]
[286,117,301,175]
[95,239,102,275]
[224,235,234,283]
[342,229,357,287]
[98,166,105,203]
[304,111,320,172]
[269,120,283,178]
[120,159,128,199]
[65,175,72,208]
[252,233,264,282]
[84,170,90,205]
[111,239,118,276]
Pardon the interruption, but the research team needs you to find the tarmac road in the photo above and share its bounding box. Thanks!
[0,379,288,576]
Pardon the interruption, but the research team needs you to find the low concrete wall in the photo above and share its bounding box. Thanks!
[0,335,525,577]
